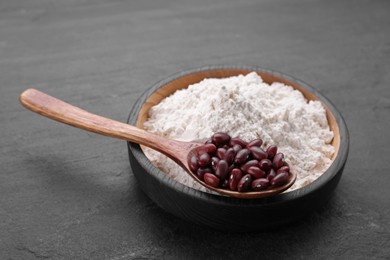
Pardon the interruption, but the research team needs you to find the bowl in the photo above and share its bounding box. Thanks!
[127,65,349,231]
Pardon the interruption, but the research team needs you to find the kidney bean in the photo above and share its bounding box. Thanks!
[232,144,242,153]
[198,153,211,167]
[247,138,263,148]
[271,172,289,187]
[234,148,251,164]
[212,132,231,146]
[197,143,217,156]
[229,137,248,147]
[266,145,278,160]
[237,174,252,192]
[273,153,285,169]
[267,168,276,182]
[240,160,260,173]
[215,160,229,180]
[247,166,266,179]
[251,178,270,191]
[211,157,220,172]
[259,159,272,171]
[189,155,199,172]
[229,168,243,191]
[196,167,212,181]
[249,146,268,161]
[276,166,290,175]
[224,148,236,165]
[217,148,227,160]
[191,133,293,193]
[204,173,220,187]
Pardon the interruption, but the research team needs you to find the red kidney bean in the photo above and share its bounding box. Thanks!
[249,146,268,161]
[204,173,220,187]
[215,160,229,180]
[251,178,270,191]
[266,145,278,160]
[276,166,290,175]
[197,143,217,156]
[273,153,285,169]
[229,168,242,191]
[229,137,248,147]
[237,174,252,192]
[247,166,266,179]
[232,144,242,153]
[240,160,260,173]
[189,155,199,172]
[234,148,251,164]
[198,153,211,167]
[224,148,236,165]
[190,133,293,192]
[211,157,220,172]
[271,172,289,187]
[212,132,231,146]
[267,168,276,182]
[259,159,272,171]
[247,138,263,147]
[216,148,227,160]
[196,167,212,181]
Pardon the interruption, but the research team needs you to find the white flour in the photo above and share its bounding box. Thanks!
[143,72,335,192]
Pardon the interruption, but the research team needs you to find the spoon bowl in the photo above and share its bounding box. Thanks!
[19,88,296,199]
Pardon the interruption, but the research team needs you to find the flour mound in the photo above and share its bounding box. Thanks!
[143,72,334,192]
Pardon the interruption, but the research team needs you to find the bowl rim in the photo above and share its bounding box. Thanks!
[127,65,349,205]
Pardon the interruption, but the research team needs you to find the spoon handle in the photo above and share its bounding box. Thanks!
[19,88,191,160]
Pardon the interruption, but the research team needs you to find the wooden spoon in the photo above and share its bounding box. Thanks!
[19,88,296,199]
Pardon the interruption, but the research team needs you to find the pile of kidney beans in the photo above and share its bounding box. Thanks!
[188,132,291,192]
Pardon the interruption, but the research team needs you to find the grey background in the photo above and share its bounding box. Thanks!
[1,0,389,259]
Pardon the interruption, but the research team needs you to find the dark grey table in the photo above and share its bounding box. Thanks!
[1,0,389,259]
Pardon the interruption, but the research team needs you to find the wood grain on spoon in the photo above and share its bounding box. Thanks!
[19,88,296,199]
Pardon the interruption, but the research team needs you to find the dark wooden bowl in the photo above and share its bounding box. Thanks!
[127,65,349,231]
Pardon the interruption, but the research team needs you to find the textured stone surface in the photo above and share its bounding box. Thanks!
[1,0,389,259]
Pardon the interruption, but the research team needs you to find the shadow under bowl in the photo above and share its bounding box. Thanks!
[127,65,349,231]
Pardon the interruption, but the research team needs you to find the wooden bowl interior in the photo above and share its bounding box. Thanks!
[136,69,340,160]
